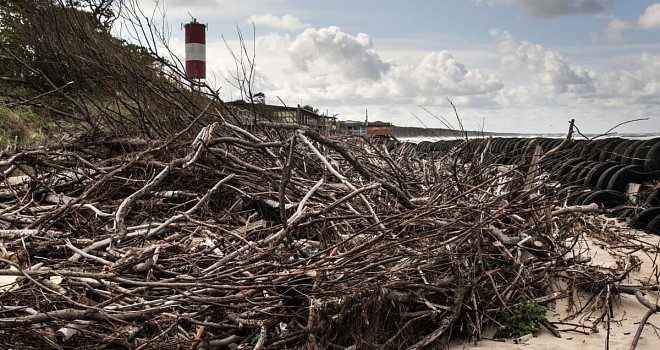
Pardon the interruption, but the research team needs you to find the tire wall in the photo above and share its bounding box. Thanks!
[401,136,660,235]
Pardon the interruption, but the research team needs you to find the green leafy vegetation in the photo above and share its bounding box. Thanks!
[494,297,548,338]
[253,92,266,104]
[302,104,319,114]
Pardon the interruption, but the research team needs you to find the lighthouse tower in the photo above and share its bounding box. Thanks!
[184,19,206,85]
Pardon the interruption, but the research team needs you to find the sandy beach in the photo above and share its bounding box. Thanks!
[451,222,660,350]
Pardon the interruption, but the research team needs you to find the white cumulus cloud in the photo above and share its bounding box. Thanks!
[596,52,660,100]
[236,27,502,108]
[604,18,632,41]
[282,27,502,101]
[491,29,660,114]
[249,14,310,31]
[491,29,593,96]
[288,26,390,81]
[411,51,503,96]
[638,3,660,28]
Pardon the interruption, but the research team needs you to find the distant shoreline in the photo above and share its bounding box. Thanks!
[397,133,660,143]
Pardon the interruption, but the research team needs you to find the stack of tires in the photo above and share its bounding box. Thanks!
[551,137,660,235]
[406,136,660,235]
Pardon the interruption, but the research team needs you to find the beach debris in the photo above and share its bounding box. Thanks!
[1,118,659,349]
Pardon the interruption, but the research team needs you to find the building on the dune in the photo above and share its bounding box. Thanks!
[366,121,392,135]
[343,121,392,135]
[227,101,336,132]
[344,121,366,135]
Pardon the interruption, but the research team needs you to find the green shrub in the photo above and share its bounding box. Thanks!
[494,297,548,338]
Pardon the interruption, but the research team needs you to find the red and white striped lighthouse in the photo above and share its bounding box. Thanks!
[184,19,206,80]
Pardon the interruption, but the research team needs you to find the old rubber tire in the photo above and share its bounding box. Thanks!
[607,164,646,193]
[581,190,630,208]
[555,185,588,205]
[544,139,563,153]
[645,188,660,207]
[629,207,660,230]
[538,138,553,152]
[610,139,637,163]
[618,208,637,221]
[573,161,598,185]
[645,214,660,235]
[552,158,584,181]
[570,139,588,158]
[598,138,624,162]
[621,140,644,165]
[632,137,660,166]
[582,139,610,160]
[584,162,618,188]
[492,138,506,154]
[566,160,593,184]
[555,158,586,182]
[596,164,625,190]
[645,142,660,181]
[569,188,597,206]
[578,140,598,159]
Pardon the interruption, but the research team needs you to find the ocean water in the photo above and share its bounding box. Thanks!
[398,133,660,144]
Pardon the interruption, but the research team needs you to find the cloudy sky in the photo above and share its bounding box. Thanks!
[135,0,660,134]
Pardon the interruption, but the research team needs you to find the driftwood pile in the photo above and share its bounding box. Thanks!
[1,120,658,349]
